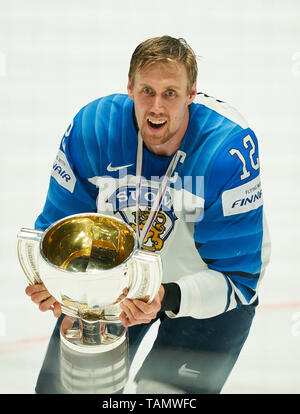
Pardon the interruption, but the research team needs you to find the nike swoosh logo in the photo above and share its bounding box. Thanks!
[107,162,134,172]
[178,363,201,378]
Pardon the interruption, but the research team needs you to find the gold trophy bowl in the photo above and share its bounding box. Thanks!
[17,213,162,393]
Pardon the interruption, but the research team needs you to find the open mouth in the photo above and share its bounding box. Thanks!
[147,118,167,130]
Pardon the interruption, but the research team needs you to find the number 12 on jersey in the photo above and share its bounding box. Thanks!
[229,134,259,181]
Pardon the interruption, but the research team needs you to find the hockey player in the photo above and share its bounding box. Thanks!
[25,35,270,394]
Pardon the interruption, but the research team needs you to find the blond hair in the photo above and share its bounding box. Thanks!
[128,35,198,93]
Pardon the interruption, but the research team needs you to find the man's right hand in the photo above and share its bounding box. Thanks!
[25,283,62,318]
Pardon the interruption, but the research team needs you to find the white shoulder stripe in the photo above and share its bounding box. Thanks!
[194,93,249,129]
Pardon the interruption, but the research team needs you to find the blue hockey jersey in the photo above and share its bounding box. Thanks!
[35,92,271,319]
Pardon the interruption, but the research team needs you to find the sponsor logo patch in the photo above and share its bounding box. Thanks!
[51,149,76,193]
[222,175,263,216]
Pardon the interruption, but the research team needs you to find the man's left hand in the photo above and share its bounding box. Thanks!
[119,285,165,327]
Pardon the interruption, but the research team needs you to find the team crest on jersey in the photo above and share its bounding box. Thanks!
[106,185,177,252]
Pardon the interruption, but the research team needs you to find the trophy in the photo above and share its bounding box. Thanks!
[17,213,162,393]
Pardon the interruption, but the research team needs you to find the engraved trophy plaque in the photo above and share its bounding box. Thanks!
[17,213,162,393]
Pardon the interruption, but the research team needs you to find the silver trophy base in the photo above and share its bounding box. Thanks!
[59,316,129,394]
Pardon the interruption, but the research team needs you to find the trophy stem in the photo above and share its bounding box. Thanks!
[60,316,127,354]
[81,320,102,345]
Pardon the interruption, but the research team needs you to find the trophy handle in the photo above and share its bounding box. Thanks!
[127,249,162,303]
[17,228,43,285]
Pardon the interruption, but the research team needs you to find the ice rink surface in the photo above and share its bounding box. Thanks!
[0,0,300,394]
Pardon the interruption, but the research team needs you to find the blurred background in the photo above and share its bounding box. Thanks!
[0,0,299,394]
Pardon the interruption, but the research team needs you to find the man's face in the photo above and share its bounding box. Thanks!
[127,62,196,153]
